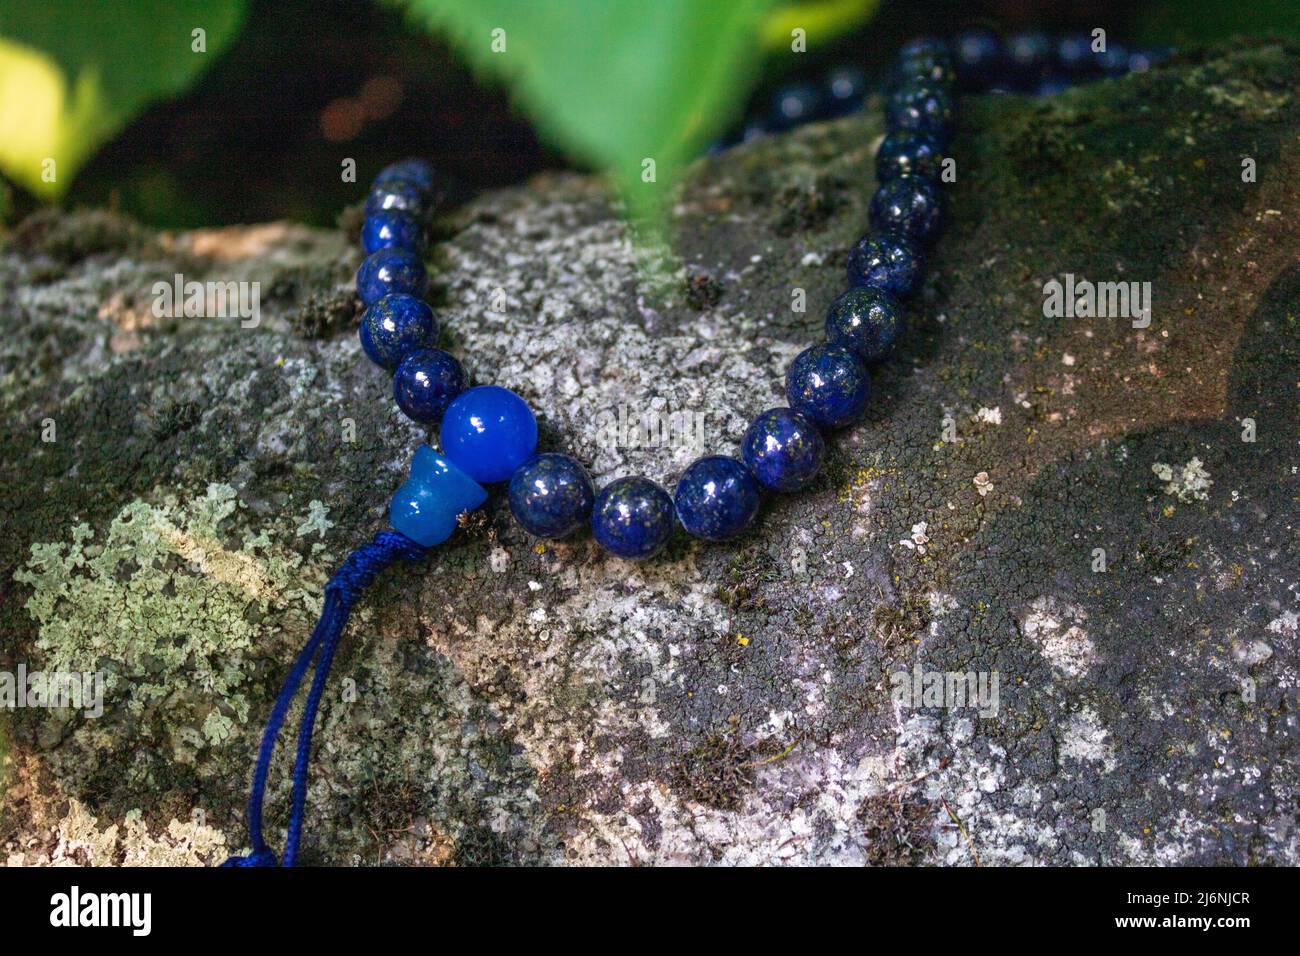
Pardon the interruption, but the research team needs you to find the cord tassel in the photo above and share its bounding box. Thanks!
[222,531,427,867]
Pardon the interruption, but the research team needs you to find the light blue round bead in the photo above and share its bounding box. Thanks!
[389,445,487,547]
[439,385,538,484]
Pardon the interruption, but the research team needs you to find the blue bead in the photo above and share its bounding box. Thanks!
[955,29,1004,88]
[1035,75,1072,98]
[673,456,761,542]
[870,175,943,244]
[364,179,431,221]
[898,37,951,62]
[1056,34,1096,75]
[393,349,465,423]
[440,385,538,484]
[508,453,595,539]
[374,158,440,197]
[786,344,871,429]
[389,445,487,547]
[741,408,824,493]
[362,210,426,254]
[876,131,944,182]
[591,476,675,560]
[892,40,956,91]
[824,65,868,115]
[770,82,823,129]
[356,248,427,307]
[1128,47,1172,74]
[1096,42,1129,77]
[1007,32,1052,88]
[846,233,923,298]
[825,286,902,362]
[885,80,953,145]
[358,293,437,369]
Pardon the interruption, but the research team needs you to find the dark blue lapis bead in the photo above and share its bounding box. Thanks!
[892,45,956,92]
[846,233,923,299]
[1035,75,1072,98]
[1128,47,1172,75]
[374,158,442,198]
[786,344,871,429]
[362,210,426,255]
[1056,34,1098,76]
[1096,41,1130,77]
[740,120,769,144]
[741,408,824,493]
[673,456,761,542]
[824,65,869,115]
[876,131,944,182]
[869,175,943,244]
[441,385,538,483]
[508,453,595,539]
[825,286,902,362]
[393,348,465,423]
[955,29,1004,90]
[364,179,432,222]
[356,247,427,306]
[770,82,823,130]
[885,80,953,146]
[1007,32,1053,89]
[359,293,437,369]
[591,476,675,560]
[898,37,952,62]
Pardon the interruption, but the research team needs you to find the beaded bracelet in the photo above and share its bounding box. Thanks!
[222,33,1138,866]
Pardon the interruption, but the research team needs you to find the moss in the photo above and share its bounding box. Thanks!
[2,207,151,266]
[669,722,793,812]
[449,823,513,867]
[859,790,935,866]
[0,717,10,793]
[288,287,361,340]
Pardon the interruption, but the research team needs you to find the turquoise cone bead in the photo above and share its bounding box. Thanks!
[389,445,488,547]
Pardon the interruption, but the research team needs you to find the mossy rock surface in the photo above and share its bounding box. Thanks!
[1,40,1298,865]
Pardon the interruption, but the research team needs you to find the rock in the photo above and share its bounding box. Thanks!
[1,40,1298,866]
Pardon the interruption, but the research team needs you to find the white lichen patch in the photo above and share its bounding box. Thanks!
[12,483,321,761]
[1060,707,1117,772]
[1152,457,1213,502]
[293,499,334,538]
[14,799,229,867]
[899,521,930,554]
[436,176,784,486]
[1266,610,1298,637]
[1021,597,1097,680]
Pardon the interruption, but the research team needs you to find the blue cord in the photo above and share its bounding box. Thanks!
[222,530,427,867]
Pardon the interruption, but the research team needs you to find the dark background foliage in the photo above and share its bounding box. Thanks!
[5,0,1295,227]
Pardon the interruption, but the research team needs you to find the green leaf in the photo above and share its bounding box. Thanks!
[398,0,779,223]
[760,0,878,50]
[0,0,246,199]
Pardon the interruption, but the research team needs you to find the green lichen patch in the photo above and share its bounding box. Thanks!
[12,483,326,773]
